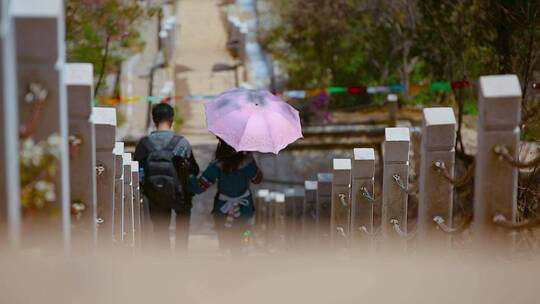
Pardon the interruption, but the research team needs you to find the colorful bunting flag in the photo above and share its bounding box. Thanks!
[451,80,471,91]
[306,88,326,97]
[409,84,424,93]
[347,86,367,94]
[430,82,452,92]
[283,90,307,98]
[389,84,404,91]
[326,87,347,94]
[96,78,475,105]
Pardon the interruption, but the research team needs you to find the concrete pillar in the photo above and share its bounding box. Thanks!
[13,0,70,249]
[131,161,142,249]
[351,148,376,239]
[255,189,269,230]
[65,63,96,250]
[473,75,521,239]
[387,94,398,127]
[255,189,269,239]
[92,107,116,247]
[331,159,352,241]
[272,192,286,248]
[112,142,124,244]
[303,181,318,241]
[316,173,333,239]
[285,188,304,245]
[0,0,21,247]
[264,192,274,247]
[418,107,456,240]
[122,153,134,245]
[382,128,410,236]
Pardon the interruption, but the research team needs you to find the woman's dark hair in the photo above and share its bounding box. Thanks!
[215,139,249,175]
[152,103,174,125]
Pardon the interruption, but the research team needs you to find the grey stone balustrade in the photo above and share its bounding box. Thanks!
[122,153,134,245]
[13,0,70,248]
[255,189,269,229]
[112,142,124,243]
[272,192,286,248]
[382,127,410,236]
[331,159,352,241]
[285,187,304,245]
[351,148,376,239]
[263,191,274,245]
[418,107,456,239]
[92,107,116,247]
[131,160,142,249]
[0,0,20,247]
[316,173,333,239]
[65,63,96,250]
[473,74,521,238]
[303,180,318,240]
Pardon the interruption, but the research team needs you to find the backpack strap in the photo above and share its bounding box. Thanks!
[165,135,184,153]
[141,137,157,153]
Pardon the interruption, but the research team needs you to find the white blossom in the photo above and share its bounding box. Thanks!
[30,144,44,166]
[46,134,62,157]
[35,180,48,192]
[44,189,56,202]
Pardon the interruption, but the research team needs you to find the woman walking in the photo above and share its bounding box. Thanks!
[190,139,263,254]
[195,88,302,255]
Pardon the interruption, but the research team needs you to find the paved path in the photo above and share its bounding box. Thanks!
[175,0,236,145]
[174,0,238,253]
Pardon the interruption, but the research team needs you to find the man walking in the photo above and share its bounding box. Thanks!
[134,103,199,253]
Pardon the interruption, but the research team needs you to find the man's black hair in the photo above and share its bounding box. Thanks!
[152,103,175,125]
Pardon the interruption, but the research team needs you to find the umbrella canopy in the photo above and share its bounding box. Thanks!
[204,88,303,154]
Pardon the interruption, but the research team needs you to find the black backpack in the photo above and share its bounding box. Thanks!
[141,136,189,209]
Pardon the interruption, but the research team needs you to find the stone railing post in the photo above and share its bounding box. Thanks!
[331,159,352,241]
[316,173,333,240]
[285,188,304,245]
[303,180,318,242]
[131,161,142,249]
[92,107,116,247]
[13,0,71,249]
[351,148,376,239]
[122,153,133,245]
[65,63,96,251]
[112,142,124,244]
[0,0,21,247]
[473,75,521,239]
[255,189,269,234]
[273,192,286,248]
[418,107,456,240]
[382,128,410,236]
[264,192,274,247]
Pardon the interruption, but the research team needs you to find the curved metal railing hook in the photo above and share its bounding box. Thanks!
[336,226,348,238]
[433,216,459,233]
[338,193,348,207]
[360,186,376,203]
[392,174,407,191]
[493,214,540,229]
[390,218,416,239]
[359,225,380,236]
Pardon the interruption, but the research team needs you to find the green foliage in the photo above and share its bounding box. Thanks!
[463,99,477,116]
[65,0,158,98]
[262,0,540,140]
[173,105,184,131]
[116,110,126,128]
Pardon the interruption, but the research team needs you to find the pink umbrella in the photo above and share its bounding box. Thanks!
[205,88,303,154]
